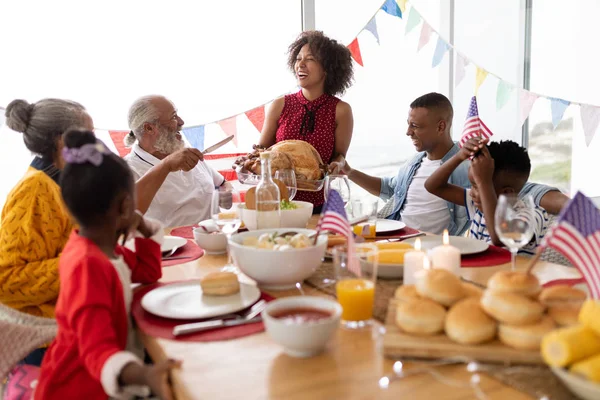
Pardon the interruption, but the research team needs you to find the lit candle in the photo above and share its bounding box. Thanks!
[403,238,425,285]
[429,230,461,275]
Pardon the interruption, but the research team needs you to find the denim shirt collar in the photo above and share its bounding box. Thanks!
[30,156,60,184]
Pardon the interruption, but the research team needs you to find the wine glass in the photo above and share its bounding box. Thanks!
[494,194,535,270]
[324,174,351,205]
[211,187,243,273]
[274,169,297,200]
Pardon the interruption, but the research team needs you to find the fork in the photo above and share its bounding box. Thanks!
[203,299,267,321]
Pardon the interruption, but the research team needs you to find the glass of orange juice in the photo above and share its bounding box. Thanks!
[333,243,378,329]
[350,199,378,239]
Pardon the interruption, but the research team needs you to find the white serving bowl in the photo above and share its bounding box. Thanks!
[262,296,341,358]
[552,367,600,400]
[192,220,229,255]
[229,228,327,290]
[238,201,313,231]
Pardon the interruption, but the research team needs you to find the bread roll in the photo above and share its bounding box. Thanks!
[487,271,541,298]
[548,306,580,327]
[542,325,600,367]
[395,298,446,335]
[327,235,347,248]
[416,269,465,306]
[245,187,257,210]
[539,285,587,306]
[480,290,544,325]
[200,272,240,296]
[498,316,555,350]
[445,298,497,345]
[461,281,484,299]
[394,285,420,303]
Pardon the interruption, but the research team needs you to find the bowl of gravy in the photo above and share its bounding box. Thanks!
[263,296,342,358]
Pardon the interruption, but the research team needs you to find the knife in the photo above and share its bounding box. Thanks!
[202,135,234,155]
[172,316,262,337]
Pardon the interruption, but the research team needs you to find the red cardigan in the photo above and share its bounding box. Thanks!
[35,231,161,399]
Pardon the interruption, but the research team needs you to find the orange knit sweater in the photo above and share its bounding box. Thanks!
[0,167,73,317]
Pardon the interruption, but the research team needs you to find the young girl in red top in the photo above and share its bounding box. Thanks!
[35,129,180,399]
[259,31,355,212]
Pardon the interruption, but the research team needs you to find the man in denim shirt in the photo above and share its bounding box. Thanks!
[341,93,568,236]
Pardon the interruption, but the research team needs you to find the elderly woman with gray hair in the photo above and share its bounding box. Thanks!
[0,98,93,365]
[124,95,229,227]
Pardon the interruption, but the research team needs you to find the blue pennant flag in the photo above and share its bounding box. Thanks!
[182,125,205,151]
[431,37,450,68]
[364,17,380,44]
[382,0,402,18]
[550,98,570,129]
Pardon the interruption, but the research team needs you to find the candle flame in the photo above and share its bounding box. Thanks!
[423,256,431,270]
[415,238,421,251]
[443,229,449,245]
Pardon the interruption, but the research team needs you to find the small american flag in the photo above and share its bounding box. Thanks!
[542,192,600,299]
[460,96,494,147]
[316,190,360,276]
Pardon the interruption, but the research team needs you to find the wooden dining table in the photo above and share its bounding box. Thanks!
[142,216,582,400]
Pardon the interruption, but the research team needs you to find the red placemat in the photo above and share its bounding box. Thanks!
[162,240,204,267]
[375,226,420,239]
[542,277,586,288]
[170,225,195,239]
[461,245,511,267]
[132,281,274,342]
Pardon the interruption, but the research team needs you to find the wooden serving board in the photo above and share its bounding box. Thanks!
[383,298,544,365]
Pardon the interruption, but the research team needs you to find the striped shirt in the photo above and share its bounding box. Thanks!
[464,189,549,255]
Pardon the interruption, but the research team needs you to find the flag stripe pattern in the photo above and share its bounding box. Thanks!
[460,96,494,147]
[316,190,360,276]
[543,192,600,299]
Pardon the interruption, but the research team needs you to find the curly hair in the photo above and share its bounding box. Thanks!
[287,30,354,96]
[487,140,531,177]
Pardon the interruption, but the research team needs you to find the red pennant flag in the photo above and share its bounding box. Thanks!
[108,130,131,157]
[217,116,238,147]
[245,105,265,132]
[348,38,363,66]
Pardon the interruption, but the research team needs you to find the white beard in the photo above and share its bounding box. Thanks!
[154,126,185,155]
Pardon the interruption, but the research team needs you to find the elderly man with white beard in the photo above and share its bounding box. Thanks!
[124,95,230,227]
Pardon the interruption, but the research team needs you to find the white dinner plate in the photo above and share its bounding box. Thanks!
[141,281,261,320]
[403,236,489,255]
[376,219,406,233]
[161,236,188,254]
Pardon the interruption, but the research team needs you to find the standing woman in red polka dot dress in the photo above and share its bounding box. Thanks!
[258,30,355,213]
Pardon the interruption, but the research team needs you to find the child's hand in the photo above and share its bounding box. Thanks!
[458,137,487,161]
[143,359,182,400]
[121,211,154,245]
[470,145,495,184]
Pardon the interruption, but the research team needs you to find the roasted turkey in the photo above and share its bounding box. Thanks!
[234,140,326,181]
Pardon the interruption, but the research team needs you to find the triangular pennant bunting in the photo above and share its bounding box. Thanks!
[474,67,488,94]
[382,0,402,18]
[519,89,539,126]
[348,38,364,66]
[580,104,600,146]
[496,80,514,111]
[405,6,421,35]
[431,37,450,68]
[182,125,205,151]
[108,130,131,157]
[364,17,380,44]
[245,105,265,132]
[417,22,433,51]
[217,117,238,147]
[455,53,469,87]
[397,0,407,13]
[550,98,571,129]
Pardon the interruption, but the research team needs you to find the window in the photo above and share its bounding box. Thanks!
[0,1,301,209]
[530,0,600,196]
